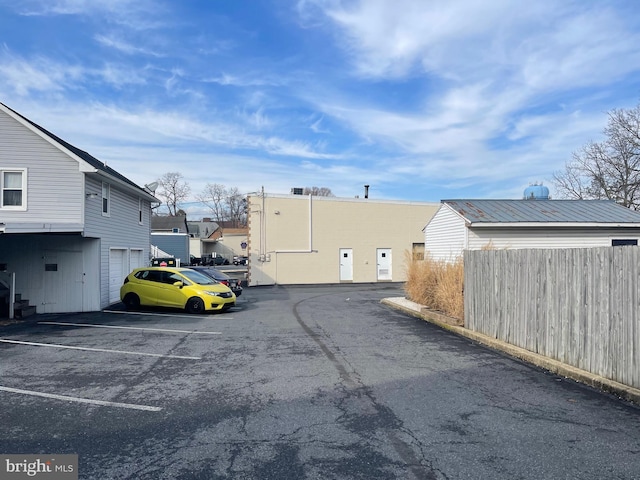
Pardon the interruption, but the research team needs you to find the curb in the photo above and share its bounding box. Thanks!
[381,297,640,405]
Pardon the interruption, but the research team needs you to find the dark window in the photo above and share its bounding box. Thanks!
[612,239,638,246]
[45,264,58,272]
[135,270,164,282]
[102,182,110,216]
[1,171,25,208]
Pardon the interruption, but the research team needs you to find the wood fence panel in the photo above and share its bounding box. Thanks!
[464,246,640,390]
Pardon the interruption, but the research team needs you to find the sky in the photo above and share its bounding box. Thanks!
[1,0,640,217]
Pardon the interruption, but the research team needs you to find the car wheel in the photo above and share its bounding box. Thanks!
[123,293,140,310]
[186,297,205,314]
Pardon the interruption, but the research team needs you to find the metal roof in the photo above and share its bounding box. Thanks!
[442,199,640,224]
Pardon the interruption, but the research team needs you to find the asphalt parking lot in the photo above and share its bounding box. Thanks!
[2,284,640,479]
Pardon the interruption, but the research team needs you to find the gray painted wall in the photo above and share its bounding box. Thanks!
[85,176,152,308]
[0,109,84,229]
[151,233,189,264]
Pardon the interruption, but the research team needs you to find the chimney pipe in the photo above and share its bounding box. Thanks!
[364,185,369,199]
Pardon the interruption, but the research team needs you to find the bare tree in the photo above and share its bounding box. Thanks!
[197,184,247,226]
[156,172,191,216]
[227,187,247,227]
[197,183,227,222]
[553,102,640,209]
[303,186,334,196]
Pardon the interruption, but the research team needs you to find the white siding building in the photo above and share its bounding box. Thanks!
[0,102,157,315]
[424,199,640,262]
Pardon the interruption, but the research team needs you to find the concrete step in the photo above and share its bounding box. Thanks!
[14,299,36,318]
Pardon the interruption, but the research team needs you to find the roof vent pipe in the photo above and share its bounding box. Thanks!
[364,185,369,199]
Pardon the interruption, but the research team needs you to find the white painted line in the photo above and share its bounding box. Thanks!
[103,309,231,320]
[0,386,162,412]
[0,339,201,360]
[38,321,222,335]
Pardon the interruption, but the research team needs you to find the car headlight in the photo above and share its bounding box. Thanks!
[203,291,222,297]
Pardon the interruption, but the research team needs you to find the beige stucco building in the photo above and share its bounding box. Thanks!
[247,192,439,286]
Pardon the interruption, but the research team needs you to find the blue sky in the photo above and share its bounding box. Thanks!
[2,0,640,216]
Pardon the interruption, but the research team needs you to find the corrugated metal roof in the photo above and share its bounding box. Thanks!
[442,199,640,224]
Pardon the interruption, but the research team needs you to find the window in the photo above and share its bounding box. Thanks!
[138,198,143,225]
[612,239,638,246]
[102,182,110,216]
[1,169,26,210]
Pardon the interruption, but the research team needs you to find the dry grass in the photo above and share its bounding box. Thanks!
[404,251,464,320]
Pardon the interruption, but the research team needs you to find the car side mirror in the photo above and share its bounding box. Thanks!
[173,281,184,288]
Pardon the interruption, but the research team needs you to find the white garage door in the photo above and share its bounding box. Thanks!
[130,249,144,271]
[109,248,127,304]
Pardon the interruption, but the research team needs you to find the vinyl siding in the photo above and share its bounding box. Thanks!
[0,109,83,226]
[84,176,152,308]
[468,227,640,249]
[424,204,467,261]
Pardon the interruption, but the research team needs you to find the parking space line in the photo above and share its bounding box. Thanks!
[0,339,201,360]
[103,309,232,320]
[38,321,222,335]
[0,386,162,412]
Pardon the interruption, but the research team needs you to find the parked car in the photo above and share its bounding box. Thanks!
[201,254,230,266]
[233,255,248,265]
[120,267,235,313]
[188,266,243,297]
[211,256,230,266]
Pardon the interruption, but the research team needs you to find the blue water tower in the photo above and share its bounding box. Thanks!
[523,183,550,200]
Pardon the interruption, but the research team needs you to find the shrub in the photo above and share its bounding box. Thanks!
[404,251,464,320]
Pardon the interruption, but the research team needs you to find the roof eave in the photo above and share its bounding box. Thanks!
[469,222,640,228]
[91,170,158,203]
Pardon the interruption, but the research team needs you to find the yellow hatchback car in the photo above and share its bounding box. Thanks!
[120,267,236,313]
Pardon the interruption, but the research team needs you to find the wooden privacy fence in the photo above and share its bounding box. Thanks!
[464,246,640,390]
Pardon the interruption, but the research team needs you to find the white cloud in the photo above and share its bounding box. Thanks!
[0,49,81,95]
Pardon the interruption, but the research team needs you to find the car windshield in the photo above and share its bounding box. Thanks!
[180,269,217,285]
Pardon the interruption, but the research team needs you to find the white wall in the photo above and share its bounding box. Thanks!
[468,227,640,250]
[0,234,100,313]
[424,204,468,261]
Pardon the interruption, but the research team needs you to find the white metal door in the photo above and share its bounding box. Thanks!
[109,248,127,304]
[339,248,353,281]
[43,250,84,313]
[377,248,392,281]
